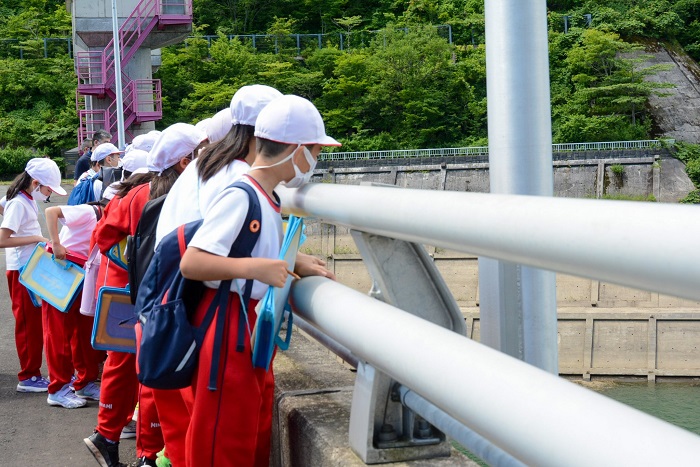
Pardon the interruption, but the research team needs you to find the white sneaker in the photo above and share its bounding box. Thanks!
[47,384,87,409]
[120,419,137,439]
[75,381,100,401]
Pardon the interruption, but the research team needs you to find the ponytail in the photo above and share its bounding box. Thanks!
[196,124,254,183]
[149,166,179,199]
[6,172,33,200]
[114,172,156,199]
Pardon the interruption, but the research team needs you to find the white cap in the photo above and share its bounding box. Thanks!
[231,84,283,126]
[91,142,122,162]
[129,132,160,154]
[254,95,341,147]
[206,109,233,144]
[195,118,211,133]
[25,158,67,196]
[121,149,149,173]
[147,123,207,174]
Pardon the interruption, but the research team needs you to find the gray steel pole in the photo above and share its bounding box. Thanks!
[481,0,558,373]
[111,0,126,149]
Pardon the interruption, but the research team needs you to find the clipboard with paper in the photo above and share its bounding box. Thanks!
[251,215,305,370]
[19,242,85,312]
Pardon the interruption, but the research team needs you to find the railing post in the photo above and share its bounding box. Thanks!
[347,226,464,463]
[481,0,558,373]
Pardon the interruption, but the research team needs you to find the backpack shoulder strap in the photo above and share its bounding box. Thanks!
[227,180,262,258]
[206,181,263,390]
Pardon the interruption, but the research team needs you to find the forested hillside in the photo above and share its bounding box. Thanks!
[1,0,700,164]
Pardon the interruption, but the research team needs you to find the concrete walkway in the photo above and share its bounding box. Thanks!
[0,186,138,466]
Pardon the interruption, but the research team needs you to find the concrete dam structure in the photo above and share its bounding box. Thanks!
[303,149,700,381]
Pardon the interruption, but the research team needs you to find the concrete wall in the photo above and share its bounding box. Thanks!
[301,153,700,379]
[316,151,694,202]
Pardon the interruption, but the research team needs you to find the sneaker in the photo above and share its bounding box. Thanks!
[75,381,100,400]
[47,383,87,409]
[136,457,157,466]
[16,376,49,393]
[120,420,136,440]
[155,449,171,467]
[84,431,122,467]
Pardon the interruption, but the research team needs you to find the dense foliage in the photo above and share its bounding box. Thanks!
[1,0,700,173]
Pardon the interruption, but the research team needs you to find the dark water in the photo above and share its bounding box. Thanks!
[594,382,700,435]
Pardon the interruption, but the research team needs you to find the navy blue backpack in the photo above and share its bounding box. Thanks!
[67,173,99,205]
[135,182,261,390]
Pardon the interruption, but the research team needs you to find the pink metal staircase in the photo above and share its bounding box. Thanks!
[75,0,192,145]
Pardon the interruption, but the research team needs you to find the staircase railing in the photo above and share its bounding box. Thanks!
[75,0,192,145]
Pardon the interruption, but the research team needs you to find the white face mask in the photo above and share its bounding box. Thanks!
[251,145,317,188]
[32,185,48,202]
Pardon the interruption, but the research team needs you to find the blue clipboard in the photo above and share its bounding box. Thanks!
[19,242,84,312]
[251,216,305,370]
[92,286,136,353]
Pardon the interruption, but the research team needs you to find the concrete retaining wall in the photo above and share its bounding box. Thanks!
[314,151,694,202]
[299,153,700,380]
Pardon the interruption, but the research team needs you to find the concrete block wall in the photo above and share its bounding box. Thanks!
[300,154,700,379]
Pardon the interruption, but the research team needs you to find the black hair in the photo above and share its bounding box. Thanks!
[92,129,112,145]
[196,124,255,183]
[114,172,155,199]
[6,172,34,200]
[149,166,180,199]
[255,138,295,160]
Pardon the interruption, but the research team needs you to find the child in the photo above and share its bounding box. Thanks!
[43,202,106,408]
[179,95,339,466]
[152,84,282,467]
[78,142,123,201]
[84,123,207,467]
[155,84,282,248]
[0,158,66,392]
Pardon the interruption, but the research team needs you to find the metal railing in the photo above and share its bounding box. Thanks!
[182,24,454,54]
[319,139,674,161]
[279,183,700,465]
[0,38,72,59]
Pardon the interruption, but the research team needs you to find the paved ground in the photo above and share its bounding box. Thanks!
[0,185,138,466]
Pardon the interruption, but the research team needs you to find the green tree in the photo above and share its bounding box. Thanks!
[552,29,672,142]
[0,55,76,156]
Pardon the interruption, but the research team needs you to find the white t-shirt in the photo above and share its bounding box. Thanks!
[155,158,250,248]
[57,205,99,257]
[1,192,42,270]
[188,175,283,299]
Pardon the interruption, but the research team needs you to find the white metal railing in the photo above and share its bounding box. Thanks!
[279,183,700,465]
[290,277,700,466]
[319,139,675,161]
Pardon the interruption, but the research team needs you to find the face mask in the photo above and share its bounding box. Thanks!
[251,145,316,188]
[32,185,48,202]
[284,146,317,188]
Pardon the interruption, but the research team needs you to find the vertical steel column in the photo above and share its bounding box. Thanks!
[111,0,126,150]
[481,0,558,373]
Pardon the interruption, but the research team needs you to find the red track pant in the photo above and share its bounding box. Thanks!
[185,289,274,467]
[96,351,138,442]
[42,297,101,394]
[137,384,165,459]
[152,387,193,467]
[6,271,44,381]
